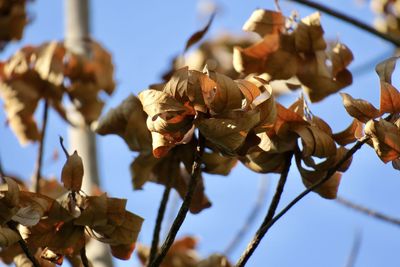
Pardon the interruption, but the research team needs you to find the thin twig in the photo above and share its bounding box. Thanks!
[33,100,49,193]
[7,222,40,267]
[148,181,173,265]
[235,139,368,267]
[275,0,282,12]
[337,196,400,226]
[0,156,5,183]
[80,245,90,267]
[287,0,400,47]
[236,152,293,266]
[59,136,70,158]
[344,229,362,267]
[224,176,270,257]
[149,133,206,267]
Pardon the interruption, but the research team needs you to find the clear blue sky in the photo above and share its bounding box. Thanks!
[1,1,400,267]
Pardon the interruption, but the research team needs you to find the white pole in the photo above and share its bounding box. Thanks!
[64,0,113,266]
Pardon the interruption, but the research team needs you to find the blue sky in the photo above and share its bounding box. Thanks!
[1,1,400,267]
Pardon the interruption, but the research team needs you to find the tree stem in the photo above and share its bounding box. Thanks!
[235,139,367,267]
[236,152,293,267]
[148,182,173,265]
[7,222,40,267]
[288,0,400,47]
[149,133,206,267]
[337,196,400,226]
[80,245,90,267]
[33,100,49,193]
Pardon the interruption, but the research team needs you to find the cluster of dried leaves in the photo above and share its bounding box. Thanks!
[137,236,231,267]
[0,0,28,49]
[371,0,400,37]
[96,9,357,214]
[0,147,143,266]
[233,9,353,103]
[0,40,115,145]
[341,57,400,169]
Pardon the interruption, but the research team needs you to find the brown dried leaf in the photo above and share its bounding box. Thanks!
[74,194,108,227]
[330,43,354,77]
[379,81,400,114]
[184,12,215,52]
[205,69,244,113]
[241,151,288,173]
[96,94,152,151]
[61,151,84,191]
[196,111,260,154]
[197,254,232,267]
[333,119,364,146]
[202,152,237,175]
[243,9,285,36]
[294,12,326,53]
[365,119,400,162]
[375,57,397,84]
[0,225,21,247]
[341,93,380,123]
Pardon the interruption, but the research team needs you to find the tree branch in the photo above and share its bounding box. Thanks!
[80,245,90,267]
[287,0,400,47]
[344,229,362,267]
[337,196,400,226]
[149,133,206,267]
[224,176,270,256]
[7,222,40,267]
[148,182,173,265]
[236,152,293,267]
[33,100,49,193]
[235,139,368,267]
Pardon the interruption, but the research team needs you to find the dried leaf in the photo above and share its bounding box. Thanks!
[379,81,400,114]
[375,57,397,84]
[202,152,237,175]
[330,43,354,77]
[332,119,364,146]
[365,119,400,162]
[294,12,326,53]
[196,111,260,154]
[61,151,84,191]
[0,225,21,247]
[243,9,285,36]
[341,93,380,122]
[184,12,215,52]
[96,94,152,151]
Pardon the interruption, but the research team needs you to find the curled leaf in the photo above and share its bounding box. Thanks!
[341,93,380,123]
[61,151,84,191]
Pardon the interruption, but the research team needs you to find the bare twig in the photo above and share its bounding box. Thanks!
[287,0,400,47]
[59,136,70,158]
[337,196,400,226]
[344,229,362,267]
[33,100,49,193]
[80,245,90,267]
[275,0,282,12]
[148,181,173,265]
[235,139,368,267]
[149,133,206,267]
[236,152,293,266]
[7,222,40,267]
[224,176,270,257]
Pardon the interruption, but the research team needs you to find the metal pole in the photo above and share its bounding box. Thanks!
[64,0,113,266]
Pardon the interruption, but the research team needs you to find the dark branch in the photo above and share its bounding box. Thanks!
[235,139,367,267]
[224,176,270,256]
[80,245,90,267]
[288,0,400,47]
[344,229,362,267]
[337,196,400,226]
[149,133,206,267]
[7,222,40,267]
[34,100,49,193]
[236,152,293,267]
[59,136,70,158]
[148,182,173,265]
